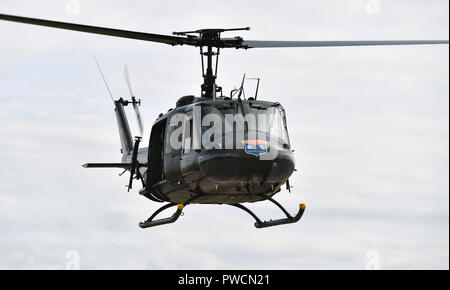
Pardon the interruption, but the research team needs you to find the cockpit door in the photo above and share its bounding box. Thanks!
[148,119,166,187]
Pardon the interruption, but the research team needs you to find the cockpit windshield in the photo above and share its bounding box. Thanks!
[200,101,290,149]
[166,101,290,154]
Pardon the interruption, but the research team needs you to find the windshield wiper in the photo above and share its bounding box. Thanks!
[249,102,280,110]
[203,104,234,111]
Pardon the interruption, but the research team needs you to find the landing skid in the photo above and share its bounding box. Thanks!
[139,203,185,228]
[139,196,198,228]
[230,197,306,228]
[138,196,306,229]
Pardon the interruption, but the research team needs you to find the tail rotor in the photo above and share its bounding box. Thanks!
[124,63,144,137]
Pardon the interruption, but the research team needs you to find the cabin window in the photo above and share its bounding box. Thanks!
[182,113,193,154]
[165,114,183,154]
[166,108,196,155]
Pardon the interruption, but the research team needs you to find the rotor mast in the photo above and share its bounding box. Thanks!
[200,44,219,99]
[173,28,250,99]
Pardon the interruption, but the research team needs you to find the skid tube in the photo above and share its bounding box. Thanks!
[138,196,305,229]
[139,196,198,228]
[230,197,306,228]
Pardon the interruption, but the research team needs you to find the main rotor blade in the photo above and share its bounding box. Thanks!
[0,13,192,46]
[242,40,449,48]
[2,14,448,49]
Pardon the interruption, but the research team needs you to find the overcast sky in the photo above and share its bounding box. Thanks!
[0,0,448,269]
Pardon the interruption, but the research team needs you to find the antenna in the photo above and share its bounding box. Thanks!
[93,54,114,102]
[246,77,260,100]
[237,73,246,100]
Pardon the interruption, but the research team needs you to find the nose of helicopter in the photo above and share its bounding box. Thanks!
[197,148,295,184]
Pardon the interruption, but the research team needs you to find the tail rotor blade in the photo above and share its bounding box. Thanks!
[133,97,144,137]
[124,63,144,136]
[124,62,134,97]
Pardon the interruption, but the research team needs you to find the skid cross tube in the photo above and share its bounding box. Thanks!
[229,204,264,225]
[230,199,306,229]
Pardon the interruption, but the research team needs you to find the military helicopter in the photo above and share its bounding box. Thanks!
[0,14,448,229]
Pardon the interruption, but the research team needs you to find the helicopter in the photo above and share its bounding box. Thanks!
[0,13,448,229]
